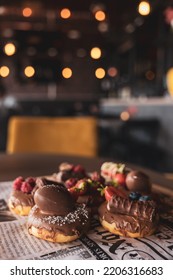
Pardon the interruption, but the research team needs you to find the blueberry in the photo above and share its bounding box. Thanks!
[139,195,151,201]
[129,192,141,200]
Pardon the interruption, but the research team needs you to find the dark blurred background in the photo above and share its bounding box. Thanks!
[0,0,173,172]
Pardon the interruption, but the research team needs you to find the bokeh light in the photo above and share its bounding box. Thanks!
[138,1,151,16]
[98,22,109,32]
[22,7,32,17]
[107,67,118,77]
[95,11,106,21]
[90,47,102,59]
[95,68,105,79]
[60,8,71,19]
[62,67,72,78]
[120,111,130,121]
[4,43,16,56]
[24,66,35,77]
[0,66,10,77]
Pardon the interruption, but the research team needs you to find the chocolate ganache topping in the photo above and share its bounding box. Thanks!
[32,177,59,195]
[32,177,59,196]
[28,183,90,237]
[125,170,151,193]
[35,177,59,188]
[34,184,75,216]
[107,195,157,221]
[10,190,34,207]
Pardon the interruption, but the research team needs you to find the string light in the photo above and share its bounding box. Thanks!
[138,1,151,16]
[4,43,16,56]
[95,68,105,79]
[0,66,10,77]
[24,66,35,77]
[62,67,72,78]
[60,8,71,19]
[166,67,173,97]
[120,111,130,121]
[107,67,118,77]
[22,7,32,17]
[95,10,106,21]
[90,47,102,59]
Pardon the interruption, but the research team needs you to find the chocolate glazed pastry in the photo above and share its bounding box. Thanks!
[98,195,159,238]
[27,184,90,243]
[8,177,36,216]
[9,190,34,216]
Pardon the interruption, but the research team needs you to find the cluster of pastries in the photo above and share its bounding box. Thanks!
[8,161,160,242]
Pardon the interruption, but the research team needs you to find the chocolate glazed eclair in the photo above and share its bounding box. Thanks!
[98,195,159,238]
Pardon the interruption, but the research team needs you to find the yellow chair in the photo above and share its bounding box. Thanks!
[6,116,98,157]
[166,67,173,98]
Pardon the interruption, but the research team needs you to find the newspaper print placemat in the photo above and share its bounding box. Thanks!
[0,181,173,260]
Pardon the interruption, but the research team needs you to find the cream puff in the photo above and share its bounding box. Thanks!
[8,176,36,216]
[27,183,90,243]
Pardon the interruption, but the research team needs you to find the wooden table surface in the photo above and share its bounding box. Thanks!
[0,153,173,195]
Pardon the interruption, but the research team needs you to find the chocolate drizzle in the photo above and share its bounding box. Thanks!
[98,193,159,236]
[35,177,59,188]
[28,204,89,236]
[98,202,157,236]
[108,195,157,222]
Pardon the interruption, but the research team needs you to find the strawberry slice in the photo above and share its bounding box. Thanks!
[112,173,126,187]
[104,186,127,201]
[68,179,88,199]
[75,180,88,195]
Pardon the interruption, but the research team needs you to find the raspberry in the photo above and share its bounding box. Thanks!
[25,177,36,187]
[73,165,86,174]
[13,176,24,191]
[21,182,33,194]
